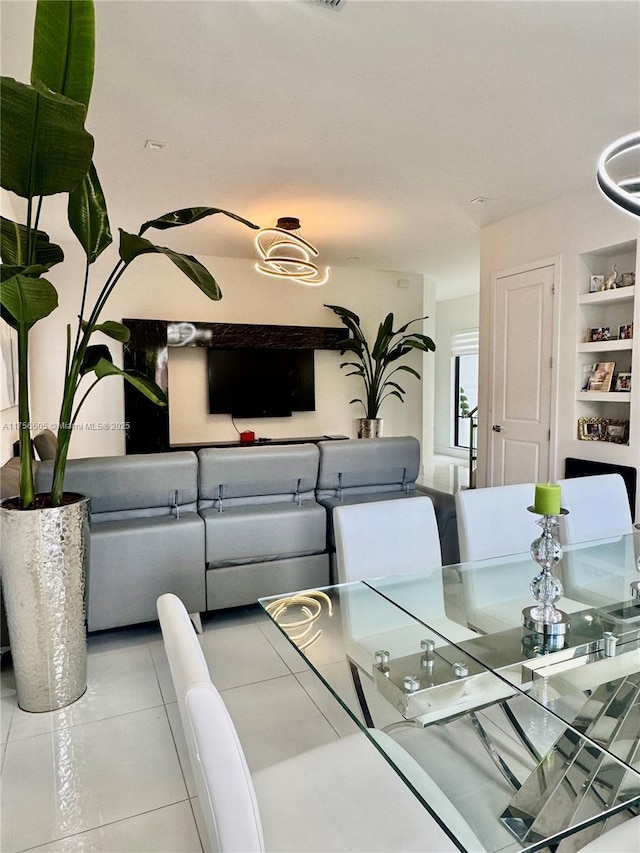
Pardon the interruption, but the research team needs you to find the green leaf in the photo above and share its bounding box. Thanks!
[1,77,94,199]
[94,358,167,405]
[395,315,429,335]
[80,344,112,375]
[68,162,112,262]
[81,319,130,343]
[372,313,394,360]
[139,206,259,237]
[403,338,436,353]
[31,1,95,108]
[1,263,50,283]
[390,364,421,381]
[338,339,365,357]
[118,230,222,301]
[325,303,361,327]
[384,381,406,394]
[0,273,58,329]
[1,216,64,267]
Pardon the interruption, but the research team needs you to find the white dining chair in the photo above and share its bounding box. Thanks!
[555,474,634,608]
[557,473,632,543]
[455,483,539,563]
[157,593,480,853]
[454,484,588,633]
[333,495,443,582]
[576,815,640,852]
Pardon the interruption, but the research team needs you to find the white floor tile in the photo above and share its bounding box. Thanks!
[87,624,157,655]
[28,801,202,853]
[240,714,339,773]
[256,617,311,674]
[220,674,325,737]
[7,647,164,743]
[1,707,187,853]
[199,622,290,690]
[1,693,15,744]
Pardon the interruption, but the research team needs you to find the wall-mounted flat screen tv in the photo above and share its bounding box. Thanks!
[207,348,315,418]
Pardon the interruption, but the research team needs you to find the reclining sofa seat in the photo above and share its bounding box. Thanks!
[198,444,329,610]
[316,436,459,576]
[36,452,205,631]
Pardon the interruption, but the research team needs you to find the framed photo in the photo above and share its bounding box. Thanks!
[614,372,632,392]
[604,419,629,444]
[577,417,607,440]
[618,323,633,340]
[589,275,605,293]
[580,363,597,391]
[587,362,615,393]
[588,326,610,342]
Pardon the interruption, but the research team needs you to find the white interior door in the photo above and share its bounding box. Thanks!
[490,263,555,485]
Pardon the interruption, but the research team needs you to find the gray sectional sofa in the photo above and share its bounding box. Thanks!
[8,436,457,633]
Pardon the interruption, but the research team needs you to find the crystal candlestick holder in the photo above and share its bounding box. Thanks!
[522,508,570,636]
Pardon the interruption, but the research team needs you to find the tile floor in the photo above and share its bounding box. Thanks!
[419,454,470,494]
[0,606,356,853]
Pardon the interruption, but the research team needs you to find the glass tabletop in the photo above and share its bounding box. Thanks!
[260,577,640,853]
[366,534,640,775]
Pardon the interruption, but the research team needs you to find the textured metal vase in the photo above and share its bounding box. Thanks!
[0,495,89,712]
[357,418,383,439]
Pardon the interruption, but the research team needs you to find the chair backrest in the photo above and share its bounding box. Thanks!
[333,495,442,583]
[455,483,539,562]
[157,594,264,853]
[558,474,633,543]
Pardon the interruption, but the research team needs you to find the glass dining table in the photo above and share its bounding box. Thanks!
[260,533,640,853]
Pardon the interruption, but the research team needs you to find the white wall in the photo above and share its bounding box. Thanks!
[17,237,429,462]
[478,183,640,516]
[433,294,479,455]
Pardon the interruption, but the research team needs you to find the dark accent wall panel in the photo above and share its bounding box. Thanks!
[122,319,346,454]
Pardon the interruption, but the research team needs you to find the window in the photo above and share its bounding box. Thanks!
[451,329,479,449]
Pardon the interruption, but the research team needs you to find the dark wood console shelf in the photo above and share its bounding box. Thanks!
[170,435,348,452]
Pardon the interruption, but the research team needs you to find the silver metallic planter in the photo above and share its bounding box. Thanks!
[0,494,89,712]
[357,418,383,439]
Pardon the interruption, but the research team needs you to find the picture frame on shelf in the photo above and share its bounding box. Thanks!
[586,362,615,392]
[580,363,596,392]
[604,419,630,444]
[618,323,633,340]
[577,417,607,441]
[620,272,635,288]
[588,327,611,343]
[589,275,605,293]
[614,372,632,392]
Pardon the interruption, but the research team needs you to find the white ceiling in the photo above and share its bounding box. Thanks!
[1,0,639,300]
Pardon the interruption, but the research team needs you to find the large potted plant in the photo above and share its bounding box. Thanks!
[0,0,257,712]
[325,304,435,438]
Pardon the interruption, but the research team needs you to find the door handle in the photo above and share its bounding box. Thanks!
[492,424,502,432]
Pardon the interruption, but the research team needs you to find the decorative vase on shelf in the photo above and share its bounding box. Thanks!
[357,418,383,439]
[0,495,90,712]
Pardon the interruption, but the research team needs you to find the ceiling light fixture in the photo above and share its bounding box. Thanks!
[596,131,640,217]
[255,217,330,287]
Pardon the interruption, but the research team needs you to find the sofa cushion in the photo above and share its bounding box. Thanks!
[36,451,198,515]
[198,445,320,509]
[316,436,420,498]
[202,501,326,565]
[88,512,205,631]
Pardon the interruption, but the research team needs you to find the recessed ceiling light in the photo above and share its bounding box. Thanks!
[144,140,166,151]
[469,196,490,204]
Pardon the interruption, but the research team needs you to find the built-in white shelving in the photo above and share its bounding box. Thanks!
[575,241,636,449]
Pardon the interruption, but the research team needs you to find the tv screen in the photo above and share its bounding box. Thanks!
[207,348,315,418]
